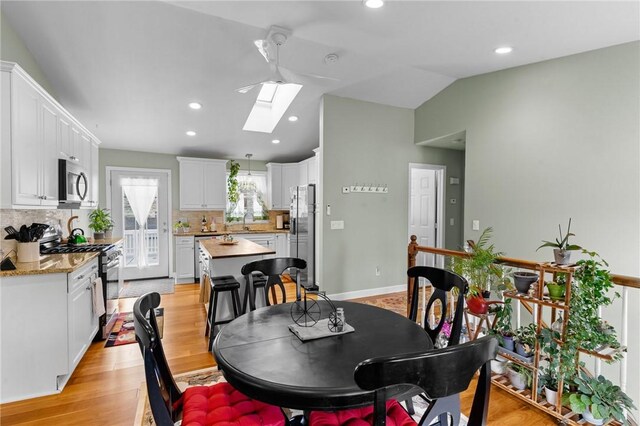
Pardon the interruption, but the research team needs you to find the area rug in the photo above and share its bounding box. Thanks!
[359,293,408,317]
[119,278,175,299]
[134,367,467,426]
[105,308,164,348]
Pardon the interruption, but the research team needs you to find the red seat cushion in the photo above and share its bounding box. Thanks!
[181,382,286,426]
[309,400,416,426]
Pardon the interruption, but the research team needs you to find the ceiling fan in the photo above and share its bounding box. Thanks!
[235,26,338,94]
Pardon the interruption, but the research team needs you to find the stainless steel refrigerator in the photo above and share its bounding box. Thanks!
[289,184,317,291]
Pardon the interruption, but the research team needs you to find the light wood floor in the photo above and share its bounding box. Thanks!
[0,284,555,425]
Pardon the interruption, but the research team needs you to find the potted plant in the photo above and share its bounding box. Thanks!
[490,299,515,351]
[451,227,508,302]
[514,323,536,359]
[88,207,114,240]
[538,367,559,406]
[506,362,533,391]
[538,327,562,405]
[563,373,636,425]
[536,218,581,265]
[227,160,240,206]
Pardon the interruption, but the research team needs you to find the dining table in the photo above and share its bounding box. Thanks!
[212,300,433,411]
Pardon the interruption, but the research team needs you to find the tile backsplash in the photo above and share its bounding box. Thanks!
[0,208,90,255]
[172,209,289,233]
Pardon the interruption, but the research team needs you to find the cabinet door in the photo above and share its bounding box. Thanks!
[307,156,318,184]
[267,164,282,210]
[203,161,227,209]
[68,279,93,371]
[298,160,309,186]
[71,126,82,163]
[40,100,59,206]
[90,141,99,207]
[282,165,298,209]
[179,161,204,209]
[79,132,91,171]
[58,115,73,159]
[11,73,42,205]
[275,233,289,257]
[175,241,195,279]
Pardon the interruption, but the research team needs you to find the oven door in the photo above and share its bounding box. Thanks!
[103,252,123,338]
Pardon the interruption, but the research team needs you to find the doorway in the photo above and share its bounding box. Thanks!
[408,163,445,267]
[107,167,171,280]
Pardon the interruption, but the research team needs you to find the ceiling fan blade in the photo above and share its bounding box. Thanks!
[295,71,341,82]
[253,39,270,63]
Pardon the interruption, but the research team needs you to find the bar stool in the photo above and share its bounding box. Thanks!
[241,272,267,314]
[206,275,241,351]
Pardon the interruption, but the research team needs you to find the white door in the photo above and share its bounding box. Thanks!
[409,167,437,267]
[109,169,170,280]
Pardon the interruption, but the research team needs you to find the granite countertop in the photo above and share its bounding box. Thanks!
[199,238,276,259]
[93,237,124,245]
[0,252,100,277]
[174,229,289,237]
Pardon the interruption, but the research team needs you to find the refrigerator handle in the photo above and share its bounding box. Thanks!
[291,218,297,235]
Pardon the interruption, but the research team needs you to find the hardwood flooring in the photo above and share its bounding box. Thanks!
[0,284,555,425]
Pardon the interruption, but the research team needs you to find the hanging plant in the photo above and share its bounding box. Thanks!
[227,160,240,205]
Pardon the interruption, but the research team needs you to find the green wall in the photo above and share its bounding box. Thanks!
[415,41,639,412]
[98,148,267,208]
[320,95,465,296]
[0,10,54,95]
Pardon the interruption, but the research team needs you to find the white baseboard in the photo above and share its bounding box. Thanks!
[327,284,406,301]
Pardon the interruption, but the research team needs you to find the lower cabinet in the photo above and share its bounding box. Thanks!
[275,233,289,257]
[0,258,99,403]
[175,235,195,283]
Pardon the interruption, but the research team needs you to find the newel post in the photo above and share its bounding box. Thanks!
[407,235,418,317]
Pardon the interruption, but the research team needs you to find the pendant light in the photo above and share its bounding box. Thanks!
[245,153,253,176]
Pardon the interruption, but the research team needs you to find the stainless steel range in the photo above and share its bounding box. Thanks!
[40,226,123,340]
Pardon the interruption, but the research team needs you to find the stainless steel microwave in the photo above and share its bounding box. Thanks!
[58,159,88,207]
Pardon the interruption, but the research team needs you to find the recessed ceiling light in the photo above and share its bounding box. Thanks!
[363,0,384,8]
[288,116,298,122]
[188,102,202,110]
[186,131,196,136]
[272,139,280,144]
[494,46,513,55]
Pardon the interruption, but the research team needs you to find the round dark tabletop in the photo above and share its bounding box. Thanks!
[213,300,433,410]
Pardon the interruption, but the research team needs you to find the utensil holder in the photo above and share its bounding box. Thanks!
[17,242,39,263]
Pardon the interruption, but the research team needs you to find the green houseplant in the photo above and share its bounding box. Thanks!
[88,207,114,240]
[489,299,514,351]
[537,327,562,405]
[227,160,240,206]
[536,218,581,265]
[563,372,636,425]
[514,323,536,358]
[506,362,533,391]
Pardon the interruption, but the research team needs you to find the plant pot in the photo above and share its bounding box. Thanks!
[582,408,605,425]
[491,359,508,374]
[515,342,534,358]
[501,334,515,351]
[553,249,572,265]
[547,283,566,300]
[93,232,105,240]
[105,229,113,238]
[544,387,558,406]
[17,242,39,262]
[513,271,538,294]
[467,295,488,314]
[507,368,527,390]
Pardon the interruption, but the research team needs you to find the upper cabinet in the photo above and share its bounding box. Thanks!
[0,62,101,209]
[266,151,319,210]
[177,157,227,210]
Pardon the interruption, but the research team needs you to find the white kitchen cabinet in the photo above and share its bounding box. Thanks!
[177,157,227,210]
[67,260,99,373]
[0,258,99,403]
[298,160,309,186]
[275,233,289,257]
[88,141,99,207]
[307,155,318,184]
[175,235,195,283]
[235,233,276,259]
[266,163,283,209]
[0,61,101,209]
[281,164,298,207]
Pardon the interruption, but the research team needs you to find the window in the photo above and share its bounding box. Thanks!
[226,171,269,222]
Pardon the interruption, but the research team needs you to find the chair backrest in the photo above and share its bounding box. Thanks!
[354,336,498,426]
[407,266,468,346]
[241,257,307,304]
[133,292,181,426]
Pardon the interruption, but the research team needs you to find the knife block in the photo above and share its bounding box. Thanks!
[17,242,39,263]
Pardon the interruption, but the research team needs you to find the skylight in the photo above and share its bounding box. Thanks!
[243,83,302,133]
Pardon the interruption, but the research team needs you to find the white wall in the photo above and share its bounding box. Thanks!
[320,95,465,297]
[415,41,640,414]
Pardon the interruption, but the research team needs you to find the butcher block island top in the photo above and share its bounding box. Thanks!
[200,238,276,259]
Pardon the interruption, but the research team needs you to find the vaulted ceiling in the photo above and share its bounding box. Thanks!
[2,1,638,161]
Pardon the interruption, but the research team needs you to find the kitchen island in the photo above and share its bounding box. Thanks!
[198,238,276,318]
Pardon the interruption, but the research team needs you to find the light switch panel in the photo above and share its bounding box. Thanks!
[331,220,344,230]
[472,220,480,231]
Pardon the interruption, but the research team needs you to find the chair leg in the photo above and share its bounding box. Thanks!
[205,282,215,336]
[231,288,240,318]
[405,398,415,415]
[418,395,460,426]
[208,291,220,352]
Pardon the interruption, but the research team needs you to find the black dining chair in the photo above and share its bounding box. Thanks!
[308,336,498,426]
[133,292,288,426]
[405,266,469,423]
[241,257,307,312]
